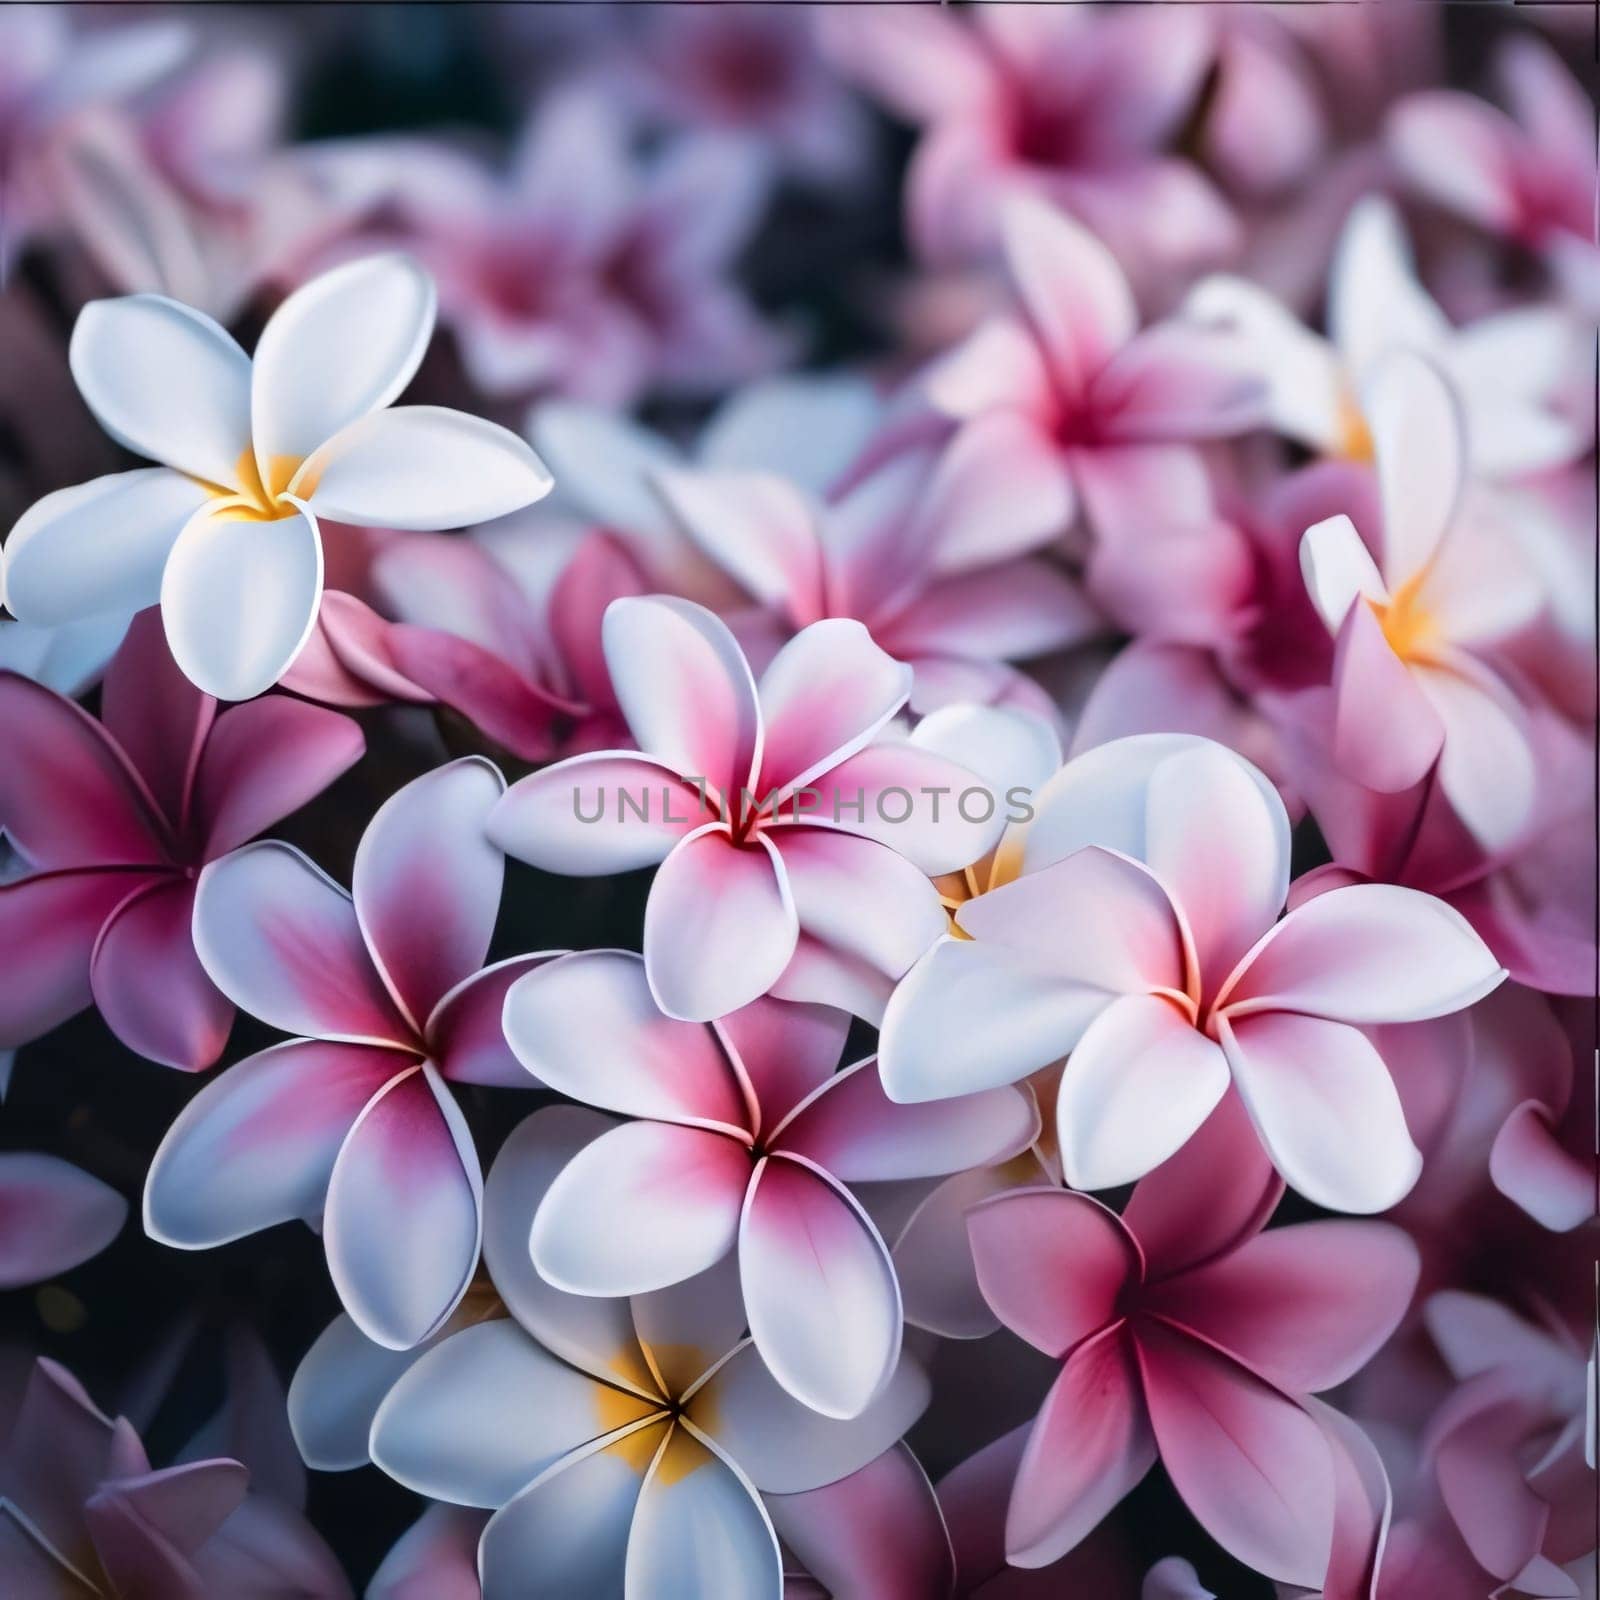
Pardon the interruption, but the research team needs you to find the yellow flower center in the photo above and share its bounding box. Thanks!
[1372,573,1439,662]
[591,1341,721,1484]
[197,448,313,522]
[1335,391,1375,463]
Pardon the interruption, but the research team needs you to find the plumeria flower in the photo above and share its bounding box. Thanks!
[926,197,1263,546]
[504,949,1037,1417]
[1189,196,1586,477]
[965,1093,1418,1585]
[1389,35,1600,315]
[144,759,557,1350]
[0,1356,349,1599]
[1298,351,1542,849]
[655,415,1098,719]
[488,596,1004,1022]
[0,1152,126,1289]
[367,1505,487,1600]
[820,2,1236,283]
[881,734,1505,1213]
[3,253,553,700]
[369,1106,932,1598]
[0,547,132,698]
[0,610,363,1070]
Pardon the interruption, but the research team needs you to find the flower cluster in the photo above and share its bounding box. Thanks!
[0,5,1592,1597]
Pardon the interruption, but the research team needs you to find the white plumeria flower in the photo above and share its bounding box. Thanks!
[4,254,553,700]
[1188,195,1584,478]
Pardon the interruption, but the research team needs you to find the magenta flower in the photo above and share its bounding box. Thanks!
[489,596,1004,1022]
[504,951,1035,1418]
[966,1095,1418,1585]
[0,1356,349,1599]
[144,758,555,1349]
[0,609,363,1070]
[926,197,1263,547]
[0,1151,126,1288]
[821,2,1236,282]
[883,734,1505,1213]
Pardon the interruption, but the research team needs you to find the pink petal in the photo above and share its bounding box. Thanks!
[758,633,916,815]
[773,826,948,992]
[144,1038,407,1247]
[90,876,231,1071]
[368,1504,487,1600]
[313,589,435,706]
[1002,196,1135,401]
[739,1153,901,1419]
[1330,602,1444,794]
[1091,326,1265,441]
[192,842,413,1046]
[1220,882,1504,1023]
[0,1153,127,1289]
[1055,993,1231,1193]
[1006,1325,1154,1567]
[426,954,557,1090]
[714,994,850,1140]
[967,1187,1139,1358]
[1137,1320,1336,1587]
[1140,742,1288,1002]
[1387,92,1521,235]
[0,671,168,869]
[488,752,712,875]
[530,1119,750,1296]
[1071,443,1214,544]
[1216,1011,1422,1214]
[774,1056,1036,1180]
[0,868,159,1048]
[643,825,798,1021]
[352,759,505,1032]
[883,558,1099,662]
[192,695,366,859]
[98,607,213,831]
[924,316,1056,421]
[1489,1101,1595,1232]
[502,949,749,1130]
[324,1062,482,1349]
[1144,1220,1418,1392]
[602,595,759,794]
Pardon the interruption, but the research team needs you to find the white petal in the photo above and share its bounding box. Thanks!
[159,503,323,699]
[300,407,553,530]
[1327,197,1449,380]
[1299,514,1387,633]
[251,253,435,466]
[3,469,208,626]
[69,294,252,484]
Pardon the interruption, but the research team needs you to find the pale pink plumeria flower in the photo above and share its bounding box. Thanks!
[366,1505,486,1600]
[0,1152,125,1288]
[966,1093,1418,1587]
[4,254,552,700]
[1189,195,1587,478]
[655,414,1099,721]
[1389,35,1600,317]
[925,196,1264,547]
[881,734,1505,1214]
[0,610,364,1071]
[819,2,1236,284]
[370,1106,932,1597]
[503,950,1036,1418]
[1299,351,1543,851]
[144,759,557,1351]
[488,596,1004,1023]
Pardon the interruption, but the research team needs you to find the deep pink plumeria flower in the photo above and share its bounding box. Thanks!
[967,1095,1418,1587]
[0,609,363,1070]
[489,595,1004,1022]
[144,758,556,1350]
[926,197,1264,549]
[504,949,1037,1418]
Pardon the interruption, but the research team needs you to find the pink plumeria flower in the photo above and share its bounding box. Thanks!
[0,1357,349,1600]
[0,609,363,1070]
[655,418,1098,720]
[1389,35,1600,316]
[367,1505,487,1600]
[488,596,1004,1022]
[4,254,553,700]
[1299,351,1542,850]
[882,733,1505,1213]
[1190,196,1587,477]
[965,1094,1418,1585]
[505,950,1036,1417]
[0,1152,125,1289]
[144,759,556,1350]
[820,2,1236,282]
[926,197,1263,546]
[370,1106,932,1596]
